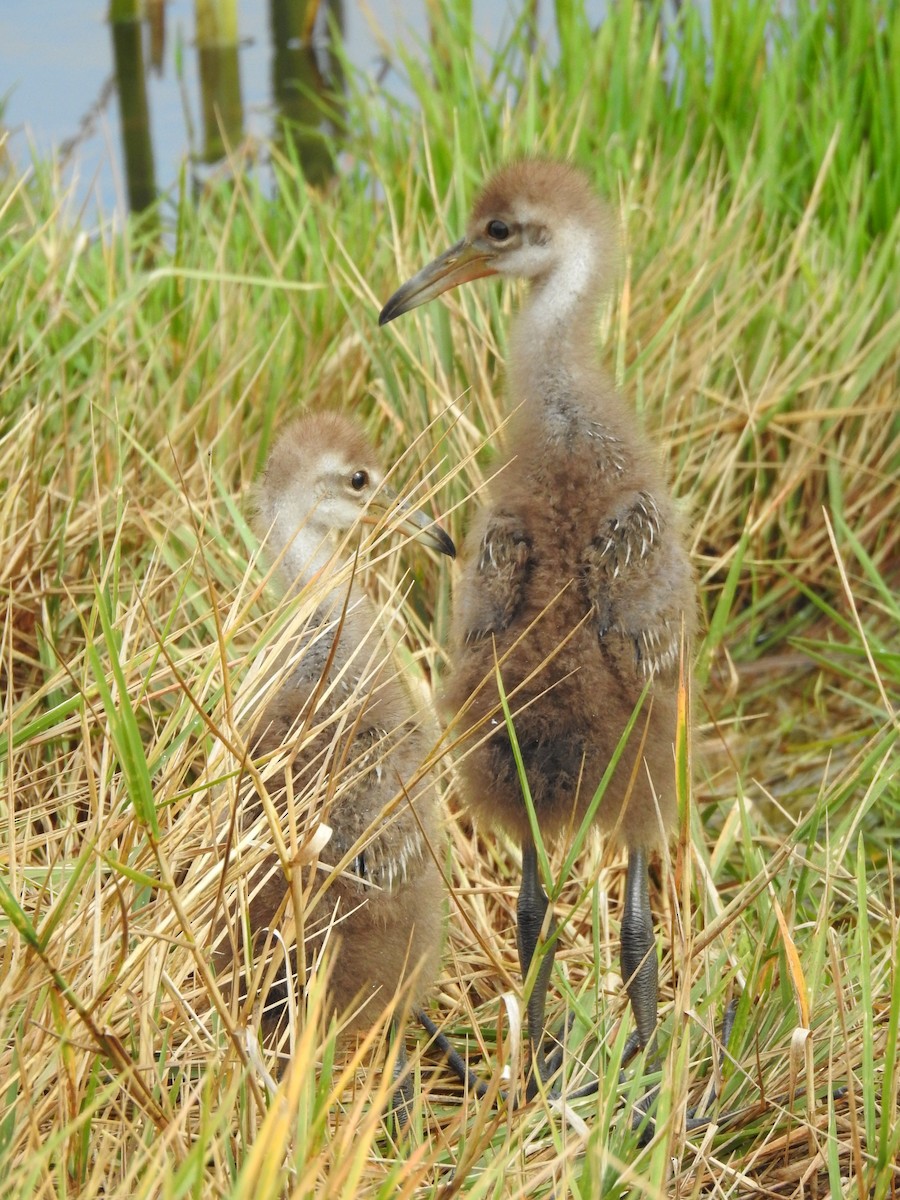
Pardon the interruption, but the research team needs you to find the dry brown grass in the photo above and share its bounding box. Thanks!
[1,63,898,1200]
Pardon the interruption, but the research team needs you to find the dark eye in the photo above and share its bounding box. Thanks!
[350,470,369,491]
[487,219,510,241]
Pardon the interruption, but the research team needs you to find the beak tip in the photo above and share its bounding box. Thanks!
[378,294,404,326]
[433,528,456,559]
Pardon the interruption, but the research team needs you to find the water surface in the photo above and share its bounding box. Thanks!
[2,0,583,217]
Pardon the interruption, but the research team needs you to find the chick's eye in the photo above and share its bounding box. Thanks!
[487,219,510,241]
[350,470,369,491]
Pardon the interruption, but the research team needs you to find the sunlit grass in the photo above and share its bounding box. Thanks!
[1,1,898,1197]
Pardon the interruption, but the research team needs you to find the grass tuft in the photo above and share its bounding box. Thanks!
[1,3,898,1196]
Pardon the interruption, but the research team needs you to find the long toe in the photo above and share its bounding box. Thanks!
[625,997,741,1144]
[416,1008,493,1100]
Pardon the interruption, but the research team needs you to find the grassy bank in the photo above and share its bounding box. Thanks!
[1,1,898,1197]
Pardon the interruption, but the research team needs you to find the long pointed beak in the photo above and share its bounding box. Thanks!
[363,487,456,559]
[379,238,498,325]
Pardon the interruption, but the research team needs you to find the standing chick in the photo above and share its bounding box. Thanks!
[380,161,697,1095]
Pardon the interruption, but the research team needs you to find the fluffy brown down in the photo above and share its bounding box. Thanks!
[442,161,697,852]
[214,412,445,1040]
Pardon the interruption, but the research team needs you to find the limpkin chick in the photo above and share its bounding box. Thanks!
[380,160,698,1105]
[216,411,455,1117]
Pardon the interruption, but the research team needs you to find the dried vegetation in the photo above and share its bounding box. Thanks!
[1,2,898,1196]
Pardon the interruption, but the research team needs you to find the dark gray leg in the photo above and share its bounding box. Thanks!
[621,846,658,1053]
[389,1023,414,1131]
[517,839,559,1095]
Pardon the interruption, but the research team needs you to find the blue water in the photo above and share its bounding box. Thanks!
[1,0,575,218]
